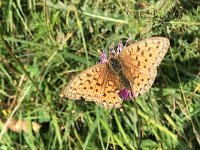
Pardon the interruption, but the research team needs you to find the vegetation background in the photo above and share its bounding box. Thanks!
[0,0,200,149]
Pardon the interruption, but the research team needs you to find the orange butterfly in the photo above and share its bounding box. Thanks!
[61,37,170,108]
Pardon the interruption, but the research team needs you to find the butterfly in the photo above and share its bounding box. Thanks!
[61,37,170,108]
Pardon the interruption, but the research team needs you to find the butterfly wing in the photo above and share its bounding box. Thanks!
[119,37,170,96]
[62,63,122,108]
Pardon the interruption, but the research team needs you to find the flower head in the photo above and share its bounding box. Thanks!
[117,41,123,54]
[100,49,108,63]
[118,88,135,101]
[100,39,130,62]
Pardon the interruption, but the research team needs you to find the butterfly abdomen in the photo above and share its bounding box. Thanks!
[109,57,131,90]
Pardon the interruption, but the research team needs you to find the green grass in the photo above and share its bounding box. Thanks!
[0,0,200,149]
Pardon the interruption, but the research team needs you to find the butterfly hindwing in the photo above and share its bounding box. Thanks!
[100,70,122,108]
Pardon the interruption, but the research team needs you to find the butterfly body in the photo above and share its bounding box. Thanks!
[62,37,170,108]
[109,57,132,91]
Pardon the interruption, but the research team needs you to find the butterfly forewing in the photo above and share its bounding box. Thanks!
[119,37,170,96]
[62,63,123,108]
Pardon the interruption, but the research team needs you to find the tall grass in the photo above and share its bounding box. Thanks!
[0,0,200,149]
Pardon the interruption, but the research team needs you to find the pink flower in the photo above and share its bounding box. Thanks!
[100,49,108,63]
[118,88,135,100]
